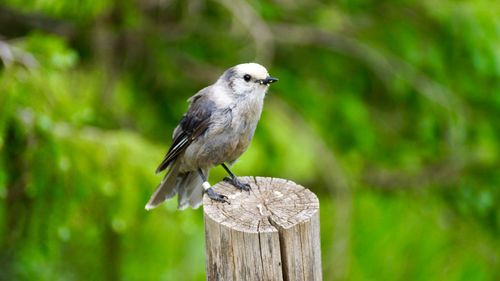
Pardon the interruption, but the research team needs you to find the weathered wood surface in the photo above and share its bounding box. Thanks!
[203,176,322,281]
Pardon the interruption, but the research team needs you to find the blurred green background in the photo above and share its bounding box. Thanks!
[0,0,499,280]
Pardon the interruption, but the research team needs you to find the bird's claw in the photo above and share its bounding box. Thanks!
[206,188,230,204]
[223,177,251,192]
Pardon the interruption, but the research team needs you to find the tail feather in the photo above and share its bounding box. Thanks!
[177,169,207,210]
[176,175,192,210]
[188,187,204,209]
[145,164,180,210]
[145,165,208,211]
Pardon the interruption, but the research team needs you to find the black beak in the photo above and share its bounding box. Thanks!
[260,76,279,85]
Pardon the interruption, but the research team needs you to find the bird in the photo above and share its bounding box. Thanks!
[145,63,278,210]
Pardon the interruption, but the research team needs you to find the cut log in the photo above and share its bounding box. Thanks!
[203,176,322,281]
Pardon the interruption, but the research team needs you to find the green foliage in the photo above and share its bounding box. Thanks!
[1,0,499,280]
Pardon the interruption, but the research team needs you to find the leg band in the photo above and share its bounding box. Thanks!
[202,181,211,190]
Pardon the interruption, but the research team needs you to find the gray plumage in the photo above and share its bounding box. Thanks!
[145,63,278,210]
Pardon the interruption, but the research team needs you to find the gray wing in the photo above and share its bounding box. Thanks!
[155,91,216,173]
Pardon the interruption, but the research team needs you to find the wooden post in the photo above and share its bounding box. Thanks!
[203,177,322,281]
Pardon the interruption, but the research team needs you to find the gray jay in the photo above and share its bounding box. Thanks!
[145,63,278,210]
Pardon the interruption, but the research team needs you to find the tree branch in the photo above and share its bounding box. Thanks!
[0,5,75,39]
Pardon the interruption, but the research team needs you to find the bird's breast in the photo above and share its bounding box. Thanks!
[181,98,264,170]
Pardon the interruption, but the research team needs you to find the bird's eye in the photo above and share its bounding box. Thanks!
[243,74,252,82]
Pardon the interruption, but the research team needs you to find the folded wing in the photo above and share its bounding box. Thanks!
[155,92,216,173]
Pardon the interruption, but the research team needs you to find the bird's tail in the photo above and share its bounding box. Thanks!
[176,169,206,210]
[145,164,206,210]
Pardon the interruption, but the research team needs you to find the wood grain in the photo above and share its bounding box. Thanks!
[204,177,322,281]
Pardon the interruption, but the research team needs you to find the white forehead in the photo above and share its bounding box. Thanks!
[234,63,269,79]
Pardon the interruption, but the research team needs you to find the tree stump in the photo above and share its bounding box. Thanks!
[203,176,322,281]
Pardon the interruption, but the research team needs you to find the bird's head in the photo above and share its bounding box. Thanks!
[221,63,278,96]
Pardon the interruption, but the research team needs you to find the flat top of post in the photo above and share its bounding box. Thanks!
[203,176,319,233]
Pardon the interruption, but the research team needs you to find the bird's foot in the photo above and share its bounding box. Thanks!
[206,187,229,204]
[223,177,251,192]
